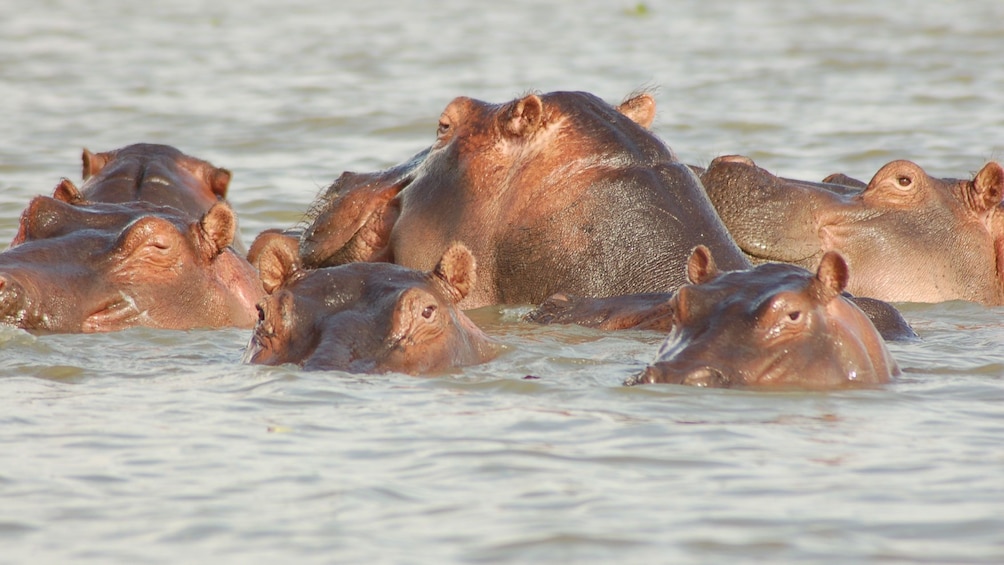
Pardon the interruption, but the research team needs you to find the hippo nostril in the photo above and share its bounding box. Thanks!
[682,366,729,388]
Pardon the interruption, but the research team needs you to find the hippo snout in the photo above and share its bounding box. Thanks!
[625,363,731,387]
[0,274,29,326]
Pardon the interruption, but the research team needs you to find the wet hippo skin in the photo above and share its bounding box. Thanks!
[299,91,750,309]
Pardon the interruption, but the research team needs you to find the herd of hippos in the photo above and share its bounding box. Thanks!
[3,90,1002,389]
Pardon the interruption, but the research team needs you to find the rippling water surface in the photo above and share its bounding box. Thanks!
[2,1,1003,563]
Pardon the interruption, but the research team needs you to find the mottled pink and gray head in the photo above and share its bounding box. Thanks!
[627,246,899,389]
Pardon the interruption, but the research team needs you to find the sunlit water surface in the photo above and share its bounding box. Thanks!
[1,1,1003,563]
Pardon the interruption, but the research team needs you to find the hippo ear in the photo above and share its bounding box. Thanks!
[249,231,301,294]
[503,94,543,138]
[814,251,849,300]
[686,245,720,285]
[617,93,656,129]
[51,178,86,204]
[432,243,477,302]
[197,202,237,257]
[81,148,111,180]
[208,167,232,199]
[970,161,1004,213]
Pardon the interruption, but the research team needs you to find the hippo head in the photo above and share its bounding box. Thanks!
[244,233,497,373]
[300,90,748,307]
[0,197,262,332]
[702,156,1004,305]
[626,246,899,389]
[77,143,232,219]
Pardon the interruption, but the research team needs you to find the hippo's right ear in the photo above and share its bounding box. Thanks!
[432,243,477,302]
[249,231,301,294]
[617,93,656,129]
[207,166,232,200]
[971,161,1004,213]
[51,178,86,204]
[686,245,720,285]
[81,148,112,180]
[502,94,543,138]
[814,251,850,300]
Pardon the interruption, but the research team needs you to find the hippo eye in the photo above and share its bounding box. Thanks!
[437,120,451,137]
[896,175,913,188]
[256,304,265,322]
[788,311,802,322]
[421,305,437,320]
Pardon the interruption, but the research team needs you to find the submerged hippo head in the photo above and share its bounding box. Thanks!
[0,197,263,332]
[300,90,748,308]
[68,143,232,219]
[627,246,899,389]
[244,233,497,373]
[702,155,1004,304]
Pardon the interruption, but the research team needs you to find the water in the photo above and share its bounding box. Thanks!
[2,0,1003,563]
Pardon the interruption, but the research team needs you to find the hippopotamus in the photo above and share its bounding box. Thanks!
[299,90,749,309]
[0,196,263,332]
[700,155,1004,305]
[625,246,900,389]
[243,233,498,373]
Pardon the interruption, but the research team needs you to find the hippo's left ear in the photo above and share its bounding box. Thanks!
[51,178,86,204]
[249,231,301,294]
[814,251,850,300]
[686,245,720,285]
[617,93,656,129]
[971,161,1004,213]
[197,202,237,257]
[432,243,477,302]
[81,148,112,180]
[502,94,543,138]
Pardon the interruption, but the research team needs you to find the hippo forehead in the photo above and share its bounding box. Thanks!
[688,264,817,317]
[288,263,436,310]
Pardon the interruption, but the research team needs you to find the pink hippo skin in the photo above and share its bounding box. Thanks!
[299,91,749,309]
[244,232,498,374]
[0,197,263,332]
[700,155,1004,305]
[626,246,899,389]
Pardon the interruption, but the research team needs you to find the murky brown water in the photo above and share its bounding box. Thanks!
[2,1,1003,563]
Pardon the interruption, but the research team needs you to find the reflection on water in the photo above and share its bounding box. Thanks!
[1,0,1003,563]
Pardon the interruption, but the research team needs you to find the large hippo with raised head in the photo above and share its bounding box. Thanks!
[0,196,263,332]
[700,155,1004,305]
[244,233,497,373]
[299,91,749,308]
[624,246,899,389]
